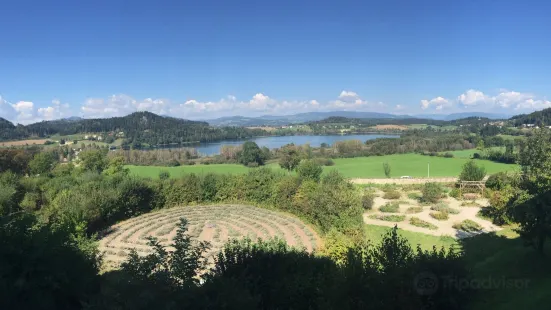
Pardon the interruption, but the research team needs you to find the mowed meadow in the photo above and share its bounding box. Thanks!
[127,153,517,179]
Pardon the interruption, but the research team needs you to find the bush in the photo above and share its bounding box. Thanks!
[481,186,515,225]
[246,162,259,168]
[158,171,170,180]
[485,172,519,191]
[422,182,443,203]
[409,217,438,230]
[296,160,323,182]
[443,152,454,158]
[166,159,180,167]
[362,191,375,210]
[405,206,423,214]
[313,158,335,166]
[448,188,460,199]
[430,202,459,214]
[453,219,483,232]
[407,192,421,200]
[383,190,401,200]
[429,211,449,221]
[379,202,400,213]
[459,160,486,181]
[369,214,405,222]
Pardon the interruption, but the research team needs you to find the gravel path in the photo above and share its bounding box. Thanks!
[364,190,501,239]
[352,178,458,184]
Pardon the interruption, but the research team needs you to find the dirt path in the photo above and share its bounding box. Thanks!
[352,177,458,184]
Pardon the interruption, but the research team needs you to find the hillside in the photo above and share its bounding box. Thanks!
[510,108,551,126]
[0,112,266,146]
[205,111,510,126]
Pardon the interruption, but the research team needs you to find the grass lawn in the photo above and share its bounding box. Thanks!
[328,154,517,178]
[364,224,457,251]
[447,147,505,159]
[367,223,551,309]
[128,153,518,179]
[462,227,551,310]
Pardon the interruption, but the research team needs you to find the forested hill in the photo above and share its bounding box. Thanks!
[308,116,492,126]
[510,108,551,126]
[0,112,267,145]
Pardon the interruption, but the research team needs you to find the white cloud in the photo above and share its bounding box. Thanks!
[457,89,493,106]
[420,96,450,110]
[0,96,17,121]
[37,99,70,120]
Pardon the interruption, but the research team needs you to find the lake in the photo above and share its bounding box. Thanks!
[193,134,399,155]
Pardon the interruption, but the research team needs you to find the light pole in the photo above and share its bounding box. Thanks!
[427,162,430,178]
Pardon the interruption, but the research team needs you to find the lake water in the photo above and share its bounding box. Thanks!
[193,134,399,156]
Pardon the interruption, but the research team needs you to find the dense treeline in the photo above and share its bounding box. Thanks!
[0,112,268,146]
[511,107,551,126]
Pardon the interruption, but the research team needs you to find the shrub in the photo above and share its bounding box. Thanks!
[383,190,401,200]
[383,162,391,178]
[166,159,180,167]
[379,202,400,213]
[443,152,454,158]
[453,219,483,232]
[459,160,486,181]
[409,217,438,230]
[485,172,519,191]
[369,214,405,222]
[431,202,459,214]
[429,211,449,221]
[362,191,375,210]
[405,206,423,214]
[296,160,323,182]
[246,162,259,168]
[422,182,443,203]
[448,188,460,199]
[158,170,170,180]
[407,192,421,200]
[314,158,335,166]
[481,186,515,225]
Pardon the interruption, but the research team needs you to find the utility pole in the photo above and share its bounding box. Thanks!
[427,163,430,178]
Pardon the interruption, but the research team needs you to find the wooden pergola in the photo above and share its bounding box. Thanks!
[458,180,486,197]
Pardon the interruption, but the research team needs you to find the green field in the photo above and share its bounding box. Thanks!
[328,154,516,178]
[365,224,457,250]
[127,153,517,179]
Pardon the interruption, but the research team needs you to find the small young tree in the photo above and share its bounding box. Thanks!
[459,160,486,181]
[296,160,323,182]
[476,139,485,151]
[279,147,301,172]
[237,142,264,167]
[383,162,391,178]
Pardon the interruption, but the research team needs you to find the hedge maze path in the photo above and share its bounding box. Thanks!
[99,204,320,265]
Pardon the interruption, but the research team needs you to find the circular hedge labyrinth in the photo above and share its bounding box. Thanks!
[99,204,320,264]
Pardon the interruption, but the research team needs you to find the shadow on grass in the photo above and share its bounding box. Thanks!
[459,230,551,310]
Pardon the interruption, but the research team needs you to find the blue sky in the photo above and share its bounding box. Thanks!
[1,0,550,123]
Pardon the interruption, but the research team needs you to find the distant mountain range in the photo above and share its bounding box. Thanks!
[204,111,510,126]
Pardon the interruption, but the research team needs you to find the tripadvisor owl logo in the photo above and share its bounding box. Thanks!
[414,271,439,295]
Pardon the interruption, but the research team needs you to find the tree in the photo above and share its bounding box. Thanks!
[476,139,485,151]
[279,146,301,172]
[103,156,129,176]
[509,129,551,254]
[29,152,56,175]
[383,162,391,178]
[459,160,486,181]
[0,214,100,310]
[237,142,264,166]
[296,160,323,182]
[79,149,107,173]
